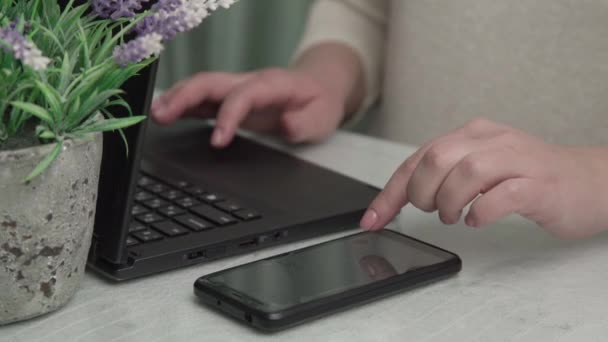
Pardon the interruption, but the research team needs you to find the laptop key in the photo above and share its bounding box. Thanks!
[126,236,140,247]
[165,178,190,189]
[152,221,190,237]
[136,213,165,224]
[175,214,213,232]
[158,205,185,217]
[214,201,242,213]
[191,205,237,226]
[134,191,155,202]
[175,197,200,208]
[200,192,225,203]
[185,186,206,196]
[131,205,149,216]
[129,221,147,233]
[132,229,163,243]
[137,176,156,187]
[160,190,186,201]
[145,183,168,194]
[233,209,261,221]
[143,198,169,209]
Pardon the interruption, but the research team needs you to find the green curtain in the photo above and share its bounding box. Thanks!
[156,0,313,90]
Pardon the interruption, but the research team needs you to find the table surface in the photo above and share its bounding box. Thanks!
[3,130,608,342]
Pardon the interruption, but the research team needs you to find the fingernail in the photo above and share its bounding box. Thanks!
[360,209,378,230]
[465,215,477,228]
[151,100,165,117]
[151,99,160,111]
[211,128,224,147]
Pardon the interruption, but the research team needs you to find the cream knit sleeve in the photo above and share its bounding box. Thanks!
[292,0,389,126]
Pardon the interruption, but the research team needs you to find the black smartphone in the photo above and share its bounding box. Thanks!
[194,230,461,332]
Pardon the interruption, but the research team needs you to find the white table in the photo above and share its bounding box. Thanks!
[3,130,608,342]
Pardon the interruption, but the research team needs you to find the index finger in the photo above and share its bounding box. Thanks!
[360,142,434,231]
[152,72,249,125]
[211,71,296,148]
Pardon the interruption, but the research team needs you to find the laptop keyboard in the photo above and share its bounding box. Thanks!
[126,173,261,248]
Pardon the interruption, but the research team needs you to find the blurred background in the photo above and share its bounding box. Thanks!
[155,0,313,90]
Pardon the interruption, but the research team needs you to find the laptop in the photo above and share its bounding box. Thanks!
[86,62,380,281]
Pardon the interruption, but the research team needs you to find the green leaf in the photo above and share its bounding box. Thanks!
[24,140,63,182]
[67,88,124,129]
[36,127,56,140]
[67,62,112,99]
[106,97,133,117]
[74,116,146,134]
[10,101,53,125]
[34,80,63,121]
[58,51,72,94]
[36,25,64,51]
[77,22,90,69]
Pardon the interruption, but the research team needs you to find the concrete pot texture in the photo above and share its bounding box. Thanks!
[0,132,103,325]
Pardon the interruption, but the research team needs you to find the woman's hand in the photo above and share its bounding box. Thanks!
[152,43,366,149]
[151,69,347,148]
[361,118,608,239]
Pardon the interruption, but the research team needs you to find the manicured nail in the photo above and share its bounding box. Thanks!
[211,128,224,147]
[360,209,378,230]
[465,215,477,228]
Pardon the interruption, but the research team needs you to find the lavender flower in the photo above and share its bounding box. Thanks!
[91,0,151,20]
[134,0,237,41]
[151,0,185,12]
[113,0,238,67]
[0,25,50,71]
[205,0,237,11]
[112,32,164,67]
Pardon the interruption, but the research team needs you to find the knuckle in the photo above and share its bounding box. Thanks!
[422,146,451,170]
[459,155,486,178]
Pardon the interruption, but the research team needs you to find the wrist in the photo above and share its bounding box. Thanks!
[568,145,608,232]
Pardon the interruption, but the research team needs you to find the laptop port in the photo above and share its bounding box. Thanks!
[187,250,206,260]
[244,313,253,324]
[273,230,288,241]
[238,239,258,249]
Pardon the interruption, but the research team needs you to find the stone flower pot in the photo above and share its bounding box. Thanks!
[0,132,103,325]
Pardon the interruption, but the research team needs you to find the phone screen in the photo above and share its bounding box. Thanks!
[203,231,456,312]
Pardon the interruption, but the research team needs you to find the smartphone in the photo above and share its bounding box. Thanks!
[194,230,461,332]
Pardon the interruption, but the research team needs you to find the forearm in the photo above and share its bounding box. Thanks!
[292,42,365,121]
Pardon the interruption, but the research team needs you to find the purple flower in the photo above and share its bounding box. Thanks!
[112,33,164,67]
[91,0,151,20]
[0,24,50,71]
[134,0,237,42]
[133,9,192,41]
[113,0,239,67]
[151,0,185,12]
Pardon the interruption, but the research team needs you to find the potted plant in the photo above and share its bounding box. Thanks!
[0,0,237,325]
